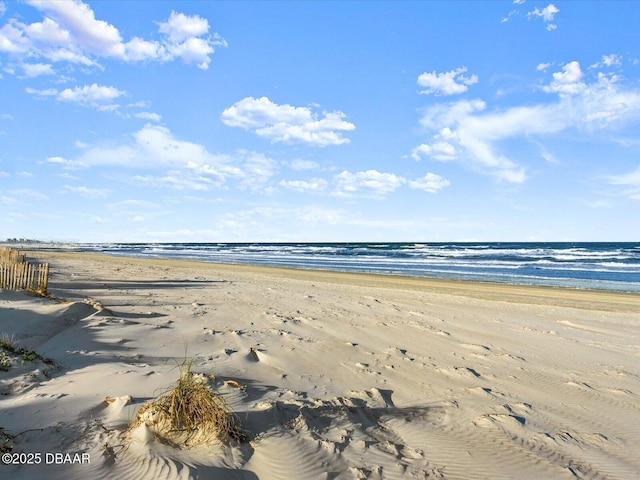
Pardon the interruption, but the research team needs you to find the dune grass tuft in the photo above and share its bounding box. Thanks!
[129,360,248,447]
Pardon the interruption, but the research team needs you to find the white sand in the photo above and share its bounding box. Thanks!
[1,251,639,479]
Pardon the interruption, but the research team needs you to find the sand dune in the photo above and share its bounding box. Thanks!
[0,251,639,479]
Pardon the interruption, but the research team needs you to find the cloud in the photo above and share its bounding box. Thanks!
[121,36,168,63]
[44,155,87,169]
[46,124,279,192]
[130,124,229,172]
[25,87,58,96]
[221,96,355,146]
[133,111,162,122]
[236,151,279,191]
[602,53,622,67]
[527,3,559,30]
[528,3,559,22]
[164,36,217,70]
[591,53,623,70]
[408,173,451,193]
[48,124,228,171]
[413,61,640,183]
[279,178,328,193]
[607,165,640,200]
[26,83,164,115]
[25,83,127,111]
[21,62,54,77]
[410,141,457,162]
[57,83,126,108]
[158,11,209,43]
[1,188,48,208]
[542,61,583,94]
[332,169,449,198]
[417,67,478,96]
[0,1,225,71]
[28,0,123,56]
[155,11,228,70]
[419,99,487,129]
[502,0,526,23]
[333,170,405,199]
[289,159,320,170]
[501,12,515,24]
[63,185,110,198]
[130,171,219,191]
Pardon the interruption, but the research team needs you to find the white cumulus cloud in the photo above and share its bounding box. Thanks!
[21,62,55,77]
[158,11,209,43]
[408,173,451,193]
[165,36,217,70]
[410,142,457,162]
[122,36,168,63]
[221,96,355,147]
[27,0,124,57]
[333,170,405,199]
[57,83,126,107]
[418,67,478,96]
[528,3,559,30]
[556,63,581,82]
[544,60,583,94]
[0,0,225,70]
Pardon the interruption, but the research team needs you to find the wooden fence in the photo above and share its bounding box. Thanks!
[0,247,49,294]
[0,247,25,265]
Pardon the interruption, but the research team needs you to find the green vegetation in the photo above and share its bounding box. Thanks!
[0,334,54,371]
[0,352,11,372]
[0,428,13,453]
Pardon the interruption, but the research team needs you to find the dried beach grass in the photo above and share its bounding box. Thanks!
[129,361,248,447]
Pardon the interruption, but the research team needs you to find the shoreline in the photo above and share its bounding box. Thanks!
[19,241,640,295]
[27,249,640,313]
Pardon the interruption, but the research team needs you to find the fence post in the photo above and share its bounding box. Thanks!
[42,263,50,293]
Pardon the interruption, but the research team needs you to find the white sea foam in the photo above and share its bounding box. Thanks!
[66,242,640,292]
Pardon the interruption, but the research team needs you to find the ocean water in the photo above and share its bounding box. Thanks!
[71,242,640,293]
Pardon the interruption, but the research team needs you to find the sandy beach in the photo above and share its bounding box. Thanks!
[1,250,639,479]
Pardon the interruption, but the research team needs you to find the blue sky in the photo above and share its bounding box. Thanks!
[1,1,639,242]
